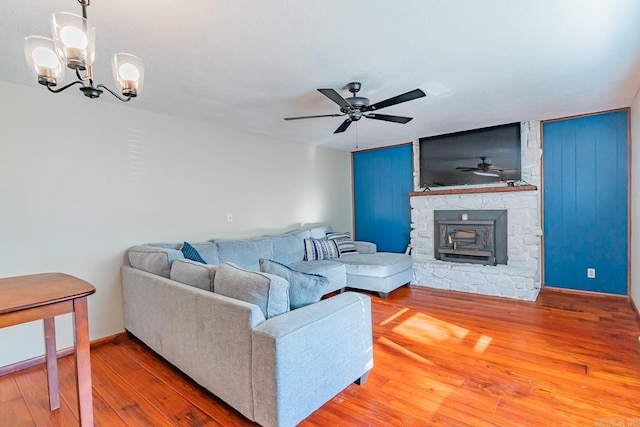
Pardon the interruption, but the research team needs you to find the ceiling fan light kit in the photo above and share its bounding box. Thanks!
[23,0,144,102]
[285,82,426,133]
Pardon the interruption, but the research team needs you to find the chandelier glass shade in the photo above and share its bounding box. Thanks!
[24,36,65,85]
[23,0,143,102]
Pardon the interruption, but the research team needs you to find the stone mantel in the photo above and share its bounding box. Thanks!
[410,185,537,197]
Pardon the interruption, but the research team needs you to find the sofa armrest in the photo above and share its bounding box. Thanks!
[354,241,377,254]
[251,292,373,427]
[121,266,264,420]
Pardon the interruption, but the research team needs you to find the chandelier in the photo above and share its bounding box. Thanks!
[23,0,144,102]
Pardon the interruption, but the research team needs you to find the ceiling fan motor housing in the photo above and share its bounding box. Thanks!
[341,96,370,120]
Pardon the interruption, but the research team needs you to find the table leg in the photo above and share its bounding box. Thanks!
[73,296,94,426]
[43,317,59,410]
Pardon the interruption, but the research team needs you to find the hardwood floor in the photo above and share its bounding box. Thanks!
[2,286,640,426]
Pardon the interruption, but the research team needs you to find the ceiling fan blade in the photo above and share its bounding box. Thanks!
[367,88,426,111]
[334,119,352,133]
[284,113,345,121]
[456,167,479,171]
[473,171,500,177]
[318,88,352,109]
[364,113,413,124]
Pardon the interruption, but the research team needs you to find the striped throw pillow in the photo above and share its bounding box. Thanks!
[326,232,358,255]
[303,238,340,261]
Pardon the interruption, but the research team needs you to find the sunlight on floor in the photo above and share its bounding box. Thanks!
[378,336,435,366]
[379,307,409,326]
[380,307,494,357]
[376,307,498,420]
[392,312,469,345]
[473,334,493,355]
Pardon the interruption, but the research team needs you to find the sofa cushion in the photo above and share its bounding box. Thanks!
[170,259,217,291]
[128,245,184,278]
[308,225,333,239]
[214,262,290,319]
[303,238,340,261]
[288,228,311,241]
[269,234,304,265]
[216,238,274,271]
[288,259,346,292]
[181,242,206,264]
[188,242,219,265]
[259,259,329,309]
[326,232,358,255]
[338,253,413,278]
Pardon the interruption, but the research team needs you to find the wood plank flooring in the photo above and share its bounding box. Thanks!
[1,286,640,426]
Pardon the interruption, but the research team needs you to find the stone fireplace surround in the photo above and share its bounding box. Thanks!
[410,121,542,301]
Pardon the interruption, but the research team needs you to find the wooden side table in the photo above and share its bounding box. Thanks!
[0,273,96,426]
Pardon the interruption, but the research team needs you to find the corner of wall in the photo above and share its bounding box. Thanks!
[631,91,640,311]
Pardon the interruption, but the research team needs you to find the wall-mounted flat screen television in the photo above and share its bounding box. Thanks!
[419,123,521,188]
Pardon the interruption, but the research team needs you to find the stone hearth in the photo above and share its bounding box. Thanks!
[409,121,542,301]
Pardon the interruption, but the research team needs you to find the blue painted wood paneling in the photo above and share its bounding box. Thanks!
[352,145,413,253]
[543,110,628,294]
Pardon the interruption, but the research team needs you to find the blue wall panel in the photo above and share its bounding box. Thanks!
[543,110,628,294]
[353,144,413,253]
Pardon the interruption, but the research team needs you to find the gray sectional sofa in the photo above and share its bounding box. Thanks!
[127,225,413,298]
[121,225,412,426]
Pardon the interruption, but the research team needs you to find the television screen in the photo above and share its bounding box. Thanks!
[419,123,521,188]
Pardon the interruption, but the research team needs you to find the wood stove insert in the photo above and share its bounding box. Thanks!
[434,210,508,266]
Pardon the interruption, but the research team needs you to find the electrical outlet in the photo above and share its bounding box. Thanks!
[587,268,595,279]
[227,212,233,223]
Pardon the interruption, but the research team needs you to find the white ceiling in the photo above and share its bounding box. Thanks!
[2,1,640,151]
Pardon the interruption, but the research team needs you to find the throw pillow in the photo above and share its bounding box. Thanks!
[128,245,183,278]
[303,238,340,261]
[181,242,206,264]
[326,232,358,255]
[170,259,217,292]
[214,262,290,319]
[259,259,329,309]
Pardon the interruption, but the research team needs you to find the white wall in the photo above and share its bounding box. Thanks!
[0,81,353,367]
[631,94,640,314]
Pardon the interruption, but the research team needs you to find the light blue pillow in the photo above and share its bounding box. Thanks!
[170,259,217,291]
[259,259,329,309]
[214,262,290,319]
[181,242,206,264]
[326,232,358,255]
[303,238,340,261]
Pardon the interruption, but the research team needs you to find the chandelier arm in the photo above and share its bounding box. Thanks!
[46,80,84,94]
[96,84,132,102]
[75,68,92,83]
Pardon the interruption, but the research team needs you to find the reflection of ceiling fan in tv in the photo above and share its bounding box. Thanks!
[456,157,514,178]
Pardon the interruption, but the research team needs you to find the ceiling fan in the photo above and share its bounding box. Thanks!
[284,82,426,134]
[456,157,506,177]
